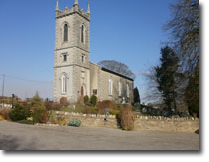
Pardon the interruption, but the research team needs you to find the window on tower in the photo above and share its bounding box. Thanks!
[81,24,85,43]
[64,24,68,42]
[81,54,85,63]
[63,54,67,62]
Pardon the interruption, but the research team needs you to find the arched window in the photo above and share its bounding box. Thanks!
[109,78,113,96]
[81,24,85,43]
[127,84,130,98]
[64,24,68,42]
[62,74,67,94]
[119,81,122,97]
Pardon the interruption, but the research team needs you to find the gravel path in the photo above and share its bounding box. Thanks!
[0,121,199,150]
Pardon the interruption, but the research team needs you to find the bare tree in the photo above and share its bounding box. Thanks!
[98,60,135,79]
[164,0,199,75]
[164,0,199,115]
[141,67,163,105]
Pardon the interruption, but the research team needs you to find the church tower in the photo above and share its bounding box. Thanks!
[53,0,91,103]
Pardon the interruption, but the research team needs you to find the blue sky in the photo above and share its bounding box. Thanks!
[0,0,173,102]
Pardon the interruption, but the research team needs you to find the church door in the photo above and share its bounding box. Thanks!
[81,86,84,97]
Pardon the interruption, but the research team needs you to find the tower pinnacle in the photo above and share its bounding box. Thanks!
[74,0,78,5]
[87,0,90,14]
[55,0,59,11]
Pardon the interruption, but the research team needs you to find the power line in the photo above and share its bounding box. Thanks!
[0,74,53,84]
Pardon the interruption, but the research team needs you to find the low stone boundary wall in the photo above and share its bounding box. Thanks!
[133,115,199,132]
[134,119,199,132]
[52,111,199,132]
[134,115,198,121]
[54,111,118,129]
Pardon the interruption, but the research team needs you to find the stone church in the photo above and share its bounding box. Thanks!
[53,0,134,104]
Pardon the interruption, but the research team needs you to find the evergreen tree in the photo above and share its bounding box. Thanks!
[154,46,180,112]
[30,91,45,110]
[185,63,199,117]
[133,87,140,104]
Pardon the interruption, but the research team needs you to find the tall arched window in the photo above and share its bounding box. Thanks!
[62,74,67,94]
[81,24,85,43]
[119,81,122,97]
[109,78,113,96]
[127,84,130,98]
[64,24,68,42]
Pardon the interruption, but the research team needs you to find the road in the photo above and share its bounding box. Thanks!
[0,121,199,150]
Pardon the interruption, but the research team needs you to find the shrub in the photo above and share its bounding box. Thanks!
[32,107,48,123]
[0,108,10,120]
[0,115,4,121]
[75,104,97,114]
[9,104,31,121]
[27,117,33,121]
[48,111,57,124]
[38,111,49,123]
[68,119,81,127]
[60,97,70,106]
[58,120,67,125]
[30,92,45,111]
[56,116,67,125]
[84,95,89,105]
[97,100,118,114]
[45,101,62,111]
[118,104,134,131]
[90,95,97,106]
[47,111,67,125]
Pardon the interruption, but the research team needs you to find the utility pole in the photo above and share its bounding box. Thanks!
[1,74,5,108]
[2,74,5,97]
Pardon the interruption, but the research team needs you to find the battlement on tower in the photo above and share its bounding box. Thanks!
[55,2,90,21]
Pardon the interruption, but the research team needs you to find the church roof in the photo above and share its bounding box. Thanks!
[90,62,134,81]
[101,67,134,81]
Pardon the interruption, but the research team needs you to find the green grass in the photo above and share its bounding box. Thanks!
[109,109,120,115]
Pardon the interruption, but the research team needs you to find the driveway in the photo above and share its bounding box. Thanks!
[0,121,199,150]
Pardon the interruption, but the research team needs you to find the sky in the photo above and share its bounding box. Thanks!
[0,0,173,102]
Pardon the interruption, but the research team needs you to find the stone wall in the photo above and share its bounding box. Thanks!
[55,111,118,129]
[134,115,199,132]
[53,111,199,132]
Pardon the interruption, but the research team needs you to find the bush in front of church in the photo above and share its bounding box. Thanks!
[32,107,48,123]
[97,100,118,114]
[118,104,134,131]
[84,95,89,105]
[60,97,70,106]
[90,95,97,106]
[45,101,62,111]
